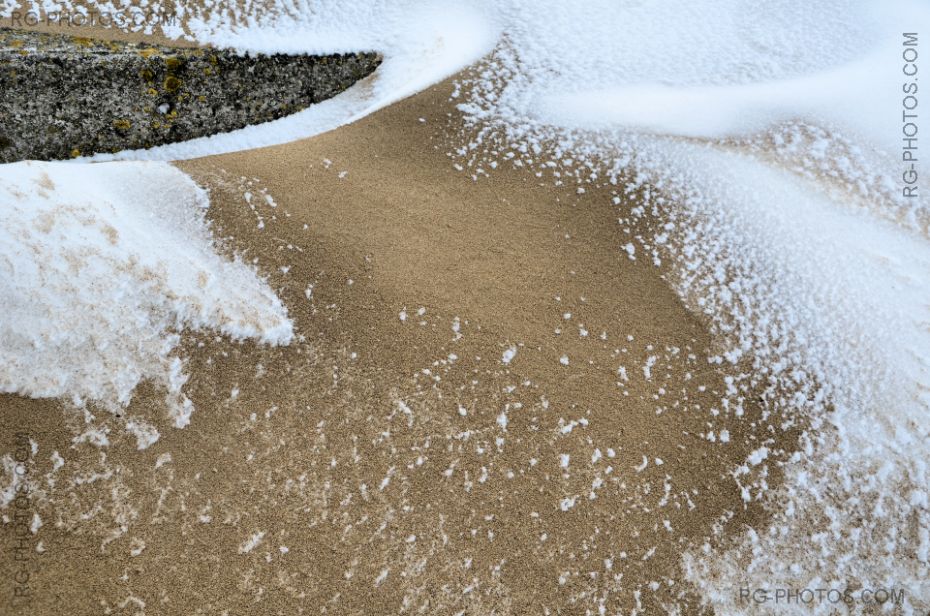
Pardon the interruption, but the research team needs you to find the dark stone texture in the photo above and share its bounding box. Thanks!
[0,28,381,161]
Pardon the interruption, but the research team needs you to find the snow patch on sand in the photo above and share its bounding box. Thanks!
[0,161,293,416]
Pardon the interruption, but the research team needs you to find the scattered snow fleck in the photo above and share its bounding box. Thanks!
[497,411,509,430]
[238,531,265,554]
[501,345,518,365]
[642,356,657,380]
[129,538,146,557]
[125,419,160,451]
[30,513,42,534]
[747,447,769,466]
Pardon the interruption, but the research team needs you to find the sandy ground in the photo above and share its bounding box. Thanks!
[0,21,795,616]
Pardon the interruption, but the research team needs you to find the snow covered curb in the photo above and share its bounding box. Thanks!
[0,28,380,162]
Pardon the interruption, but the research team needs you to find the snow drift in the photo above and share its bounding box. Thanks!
[0,161,293,424]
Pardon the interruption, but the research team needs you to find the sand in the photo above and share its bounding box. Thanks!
[0,23,793,616]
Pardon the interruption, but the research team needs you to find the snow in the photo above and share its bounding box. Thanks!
[125,419,161,450]
[238,531,266,554]
[0,161,293,415]
[2,0,929,610]
[85,0,499,162]
[437,1,930,610]
[501,345,517,365]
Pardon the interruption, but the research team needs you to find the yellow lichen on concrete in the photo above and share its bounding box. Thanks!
[163,76,181,92]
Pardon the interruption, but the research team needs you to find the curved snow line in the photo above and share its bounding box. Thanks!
[87,2,498,162]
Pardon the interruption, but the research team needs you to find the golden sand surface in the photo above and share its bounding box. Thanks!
[0,19,794,616]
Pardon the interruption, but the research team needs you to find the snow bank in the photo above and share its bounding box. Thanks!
[0,161,292,423]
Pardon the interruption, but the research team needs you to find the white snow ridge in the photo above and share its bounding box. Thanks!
[0,161,293,422]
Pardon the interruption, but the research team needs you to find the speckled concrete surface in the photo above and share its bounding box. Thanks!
[0,28,380,162]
